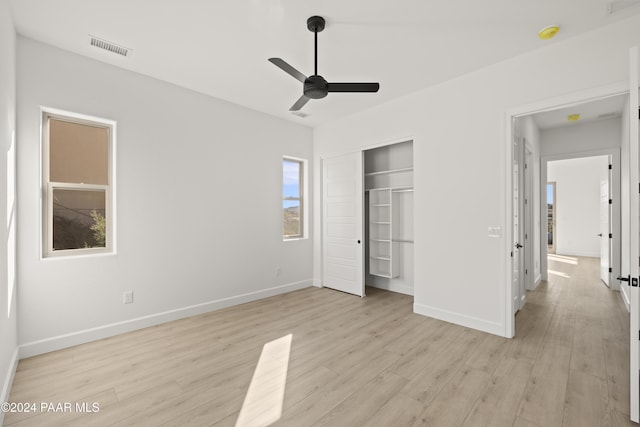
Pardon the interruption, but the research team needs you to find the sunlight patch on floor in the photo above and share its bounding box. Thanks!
[548,269,571,278]
[236,334,292,427]
[548,254,578,265]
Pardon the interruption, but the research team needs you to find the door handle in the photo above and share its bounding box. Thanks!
[617,276,630,282]
[515,243,523,249]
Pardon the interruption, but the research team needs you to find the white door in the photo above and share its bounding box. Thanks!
[512,138,524,313]
[322,152,364,297]
[629,46,640,423]
[600,180,611,287]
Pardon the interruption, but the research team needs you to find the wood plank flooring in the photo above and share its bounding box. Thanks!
[3,256,633,426]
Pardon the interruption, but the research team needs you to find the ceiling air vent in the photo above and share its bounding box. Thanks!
[607,0,640,15]
[598,112,620,120]
[89,35,131,57]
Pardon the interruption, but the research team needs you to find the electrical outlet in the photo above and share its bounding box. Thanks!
[123,291,134,304]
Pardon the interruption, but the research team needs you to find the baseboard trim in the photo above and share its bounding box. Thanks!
[620,284,630,312]
[367,282,414,296]
[19,280,312,359]
[413,302,504,337]
[0,346,19,424]
[534,274,542,289]
[554,250,600,258]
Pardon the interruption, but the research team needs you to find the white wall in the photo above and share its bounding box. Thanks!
[547,156,609,257]
[541,117,622,157]
[17,37,314,356]
[313,14,640,337]
[0,0,18,418]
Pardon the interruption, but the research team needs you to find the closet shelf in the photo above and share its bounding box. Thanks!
[368,188,400,279]
[365,167,413,177]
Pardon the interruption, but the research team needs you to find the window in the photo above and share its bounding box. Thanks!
[42,110,115,256]
[283,158,304,239]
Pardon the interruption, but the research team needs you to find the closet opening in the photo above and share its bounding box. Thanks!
[364,140,414,296]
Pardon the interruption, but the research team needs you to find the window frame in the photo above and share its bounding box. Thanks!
[42,108,116,258]
[282,156,306,240]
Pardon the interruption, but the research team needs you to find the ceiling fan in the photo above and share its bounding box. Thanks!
[269,16,380,112]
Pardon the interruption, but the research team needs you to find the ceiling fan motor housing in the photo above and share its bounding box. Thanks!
[307,16,325,33]
[304,75,328,99]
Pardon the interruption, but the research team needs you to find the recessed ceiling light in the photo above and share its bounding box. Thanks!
[538,25,560,40]
[567,114,580,122]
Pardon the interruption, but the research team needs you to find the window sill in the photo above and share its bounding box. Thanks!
[283,237,308,242]
[42,249,117,260]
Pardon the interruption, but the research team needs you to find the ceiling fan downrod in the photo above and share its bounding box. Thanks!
[307,16,325,76]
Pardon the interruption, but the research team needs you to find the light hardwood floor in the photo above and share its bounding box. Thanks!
[3,256,633,426]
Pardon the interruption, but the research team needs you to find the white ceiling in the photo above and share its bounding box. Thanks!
[532,94,628,130]
[9,0,640,127]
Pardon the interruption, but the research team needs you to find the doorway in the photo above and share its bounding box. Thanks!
[547,182,556,254]
[546,155,613,285]
[508,90,626,339]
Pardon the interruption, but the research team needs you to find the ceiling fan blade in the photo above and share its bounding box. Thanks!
[289,95,310,111]
[268,58,307,83]
[327,82,380,93]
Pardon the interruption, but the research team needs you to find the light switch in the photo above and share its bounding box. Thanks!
[488,226,502,238]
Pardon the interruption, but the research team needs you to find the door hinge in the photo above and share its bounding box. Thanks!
[609,198,613,204]
[609,164,612,170]
[609,267,613,273]
[609,233,613,238]
[525,269,528,275]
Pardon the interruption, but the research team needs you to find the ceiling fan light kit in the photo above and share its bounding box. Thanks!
[538,25,560,40]
[269,15,380,112]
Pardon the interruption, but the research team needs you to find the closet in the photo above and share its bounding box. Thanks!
[364,140,414,295]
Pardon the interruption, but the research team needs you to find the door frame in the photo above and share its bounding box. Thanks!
[504,81,628,338]
[524,145,535,292]
[540,150,620,290]
[547,181,556,254]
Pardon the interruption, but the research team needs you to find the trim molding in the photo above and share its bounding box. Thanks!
[367,282,414,296]
[621,284,631,312]
[0,346,19,424]
[19,280,312,359]
[532,274,542,290]
[554,250,601,258]
[413,302,504,337]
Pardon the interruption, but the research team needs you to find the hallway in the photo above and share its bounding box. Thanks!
[514,254,631,426]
